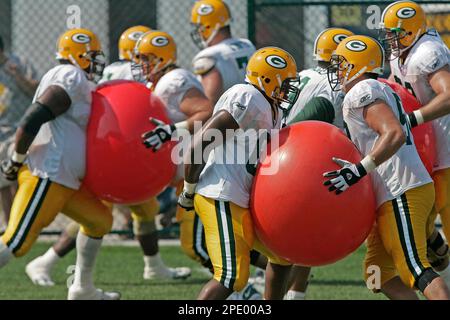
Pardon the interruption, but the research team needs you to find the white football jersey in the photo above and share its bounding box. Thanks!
[27,64,95,190]
[283,67,345,129]
[343,79,432,208]
[196,84,280,208]
[154,68,204,123]
[390,30,450,171]
[192,38,256,91]
[99,60,133,83]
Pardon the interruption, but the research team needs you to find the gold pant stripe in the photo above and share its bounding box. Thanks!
[7,178,51,253]
[392,193,425,280]
[193,213,209,261]
[215,200,237,289]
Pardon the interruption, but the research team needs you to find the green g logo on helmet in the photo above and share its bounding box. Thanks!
[151,36,169,47]
[265,55,287,69]
[72,33,91,44]
[397,7,416,19]
[197,4,214,16]
[345,40,367,52]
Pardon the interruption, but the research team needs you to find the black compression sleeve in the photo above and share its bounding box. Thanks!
[19,102,56,135]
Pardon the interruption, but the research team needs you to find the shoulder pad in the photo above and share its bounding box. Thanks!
[192,56,216,76]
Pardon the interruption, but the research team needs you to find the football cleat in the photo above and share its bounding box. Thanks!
[227,283,262,300]
[25,256,55,287]
[68,286,121,300]
[143,266,192,280]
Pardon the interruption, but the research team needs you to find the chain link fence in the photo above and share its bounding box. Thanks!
[0,0,448,236]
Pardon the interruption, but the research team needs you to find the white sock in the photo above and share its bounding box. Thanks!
[144,253,167,269]
[0,240,13,268]
[284,290,306,300]
[39,247,61,269]
[72,233,102,289]
[438,264,450,286]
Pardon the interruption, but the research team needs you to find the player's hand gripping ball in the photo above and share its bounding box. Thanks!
[250,121,376,266]
[379,79,436,175]
[84,80,176,204]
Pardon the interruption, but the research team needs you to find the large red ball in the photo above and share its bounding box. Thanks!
[379,79,436,175]
[251,121,376,266]
[84,80,176,204]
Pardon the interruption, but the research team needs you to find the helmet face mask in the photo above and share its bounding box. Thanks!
[327,54,347,92]
[190,23,208,49]
[84,50,105,82]
[136,54,163,83]
[378,27,408,60]
[275,76,301,111]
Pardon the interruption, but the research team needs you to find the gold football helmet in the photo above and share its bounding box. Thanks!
[119,25,151,61]
[246,47,300,109]
[133,30,177,84]
[190,0,231,49]
[314,28,354,62]
[56,28,105,81]
[379,1,427,59]
[328,35,384,91]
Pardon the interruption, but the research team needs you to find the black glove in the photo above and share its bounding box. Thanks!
[323,157,367,195]
[1,158,23,181]
[142,118,176,152]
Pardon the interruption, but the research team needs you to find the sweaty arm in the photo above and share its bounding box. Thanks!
[409,65,450,126]
[15,85,71,156]
[200,67,224,106]
[179,87,213,133]
[288,96,335,125]
[184,110,239,184]
[364,99,406,166]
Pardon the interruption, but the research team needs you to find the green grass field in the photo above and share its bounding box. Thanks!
[0,242,389,300]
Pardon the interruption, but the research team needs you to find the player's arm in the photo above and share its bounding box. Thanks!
[178,88,213,132]
[363,100,407,164]
[324,99,406,194]
[408,65,450,127]
[142,87,213,152]
[200,68,224,105]
[1,85,71,180]
[288,97,335,125]
[178,110,239,210]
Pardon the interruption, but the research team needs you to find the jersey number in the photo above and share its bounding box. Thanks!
[393,75,417,98]
[393,92,413,146]
[236,56,249,70]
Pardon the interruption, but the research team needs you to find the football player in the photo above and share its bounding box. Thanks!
[190,0,256,105]
[282,27,354,300]
[0,28,119,300]
[25,26,191,286]
[177,47,300,300]
[326,34,449,299]
[139,30,266,300]
[137,29,213,268]
[100,25,151,82]
[379,0,450,287]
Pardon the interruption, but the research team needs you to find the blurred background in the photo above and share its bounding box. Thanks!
[0,0,448,237]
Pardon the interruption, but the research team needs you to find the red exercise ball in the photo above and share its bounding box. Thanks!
[84,80,176,204]
[379,79,436,175]
[251,121,376,266]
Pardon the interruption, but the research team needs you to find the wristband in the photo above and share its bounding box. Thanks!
[184,181,197,195]
[173,121,189,138]
[408,110,424,128]
[12,151,27,163]
[360,155,377,174]
[412,110,424,126]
